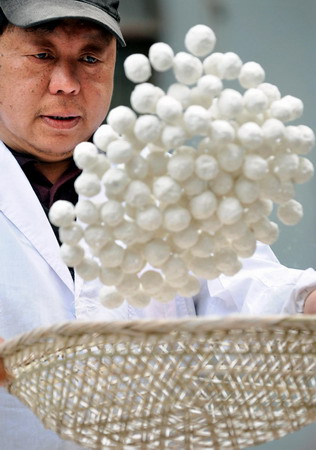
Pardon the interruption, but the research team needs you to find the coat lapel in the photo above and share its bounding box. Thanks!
[0,143,74,293]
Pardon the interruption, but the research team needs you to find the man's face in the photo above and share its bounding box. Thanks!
[0,20,117,162]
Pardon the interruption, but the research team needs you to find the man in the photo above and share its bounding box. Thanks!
[0,1,125,448]
[0,0,316,448]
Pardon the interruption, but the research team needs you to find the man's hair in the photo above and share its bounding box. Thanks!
[0,9,9,35]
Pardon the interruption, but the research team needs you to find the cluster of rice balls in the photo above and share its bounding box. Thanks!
[49,24,315,309]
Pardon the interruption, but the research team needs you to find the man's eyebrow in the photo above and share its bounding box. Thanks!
[80,39,113,53]
[24,34,113,53]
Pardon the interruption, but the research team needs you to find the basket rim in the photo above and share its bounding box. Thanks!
[0,314,315,358]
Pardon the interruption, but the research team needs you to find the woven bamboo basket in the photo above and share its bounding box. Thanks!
[0,315,315,449]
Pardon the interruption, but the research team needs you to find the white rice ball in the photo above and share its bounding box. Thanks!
[203,52,224,77]
[102,167,130,196]
[153,176,182,204]
[173,52,203,85]
[146,150,169,176]
[163,206,191,232]
[210,171,234,196]
[162,255,187,281]
[99,287,124,309]
[99,242,125,268]
[107,139,134,164]
[182,175,207,196]
[117,274,141,295]
[195,154,219,180]
[217,88,243,119]
[156,95,183,124]
[124,53,152,83]
[235,177,259,204]
[100,200,124,227]
[293,157,314,184]
[197,74,223,97]
[261,118,285,147]
[237,122,263,150]
[210,120,235,143]
[113,220,140,246]
[73,142,98,170]
[130,83,164,114]
[87,153,110,178]
[251,217,279,244]
[140,270,164,294]
[167,83,191,108]
[215,248,242,276]
[217,143,244,172]
[232,231,257,258]
[149,42,174,71]
[184,24,216,57]
[59,223,83,245]
[134,114,162,143]
[217,52,243,80]
[257,83,281,104]
[167,154,194,181]
[188,255,219,279]
[172,224,199,249]
[74,172,101,197]
[190,191,217,220]
[49,200,76,227]
[84,224,110,249]
[60,243,84,267]
[75,257,99,281]
[124,180,152,208]
[107,106,137,135]
[190,232,215,257]
[127,291,151,308]
[100,267,124,286]
[143,238,170,267]
[126,154,149,180]
[238,62,265,88]
[161,124,188,148]
[183,105,211,135]
[243,88,268,115]
[243,155,268,180]
[136,205,162,231]
[277,199,303,225]
[122,247,145,274]
[75,199,99,224]
[217,197,243,225]
[93,124,118,152]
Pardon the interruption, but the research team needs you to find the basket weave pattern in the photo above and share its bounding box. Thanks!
[0,316,315,449]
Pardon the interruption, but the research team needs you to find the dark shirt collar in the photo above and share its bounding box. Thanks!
[6,145,81,209]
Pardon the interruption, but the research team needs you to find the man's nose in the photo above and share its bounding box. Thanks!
[48,62,80,95]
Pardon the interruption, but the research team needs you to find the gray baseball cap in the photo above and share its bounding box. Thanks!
[0,0,126,46]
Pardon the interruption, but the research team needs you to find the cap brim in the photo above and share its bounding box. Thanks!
[2,0,126,46]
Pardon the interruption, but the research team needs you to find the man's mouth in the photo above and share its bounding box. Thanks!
[50,116,78,120]
[41,115,81,129]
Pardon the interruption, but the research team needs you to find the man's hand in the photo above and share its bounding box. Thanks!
[304,290,316,314]
[0,338,8,386]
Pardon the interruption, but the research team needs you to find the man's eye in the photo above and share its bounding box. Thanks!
[82,55,98,64]
[34,53,51,60]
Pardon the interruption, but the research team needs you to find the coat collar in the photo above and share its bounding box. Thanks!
[0,142,74,293]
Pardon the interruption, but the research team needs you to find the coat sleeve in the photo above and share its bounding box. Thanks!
[194,242,316,316]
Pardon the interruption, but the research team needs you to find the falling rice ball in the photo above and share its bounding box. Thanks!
[184,24,216,57]
[124,53,152,83]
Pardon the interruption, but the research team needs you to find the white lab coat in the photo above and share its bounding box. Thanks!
[1,141,316,449]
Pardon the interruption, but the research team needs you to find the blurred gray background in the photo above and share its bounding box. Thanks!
[114,1,316,448]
